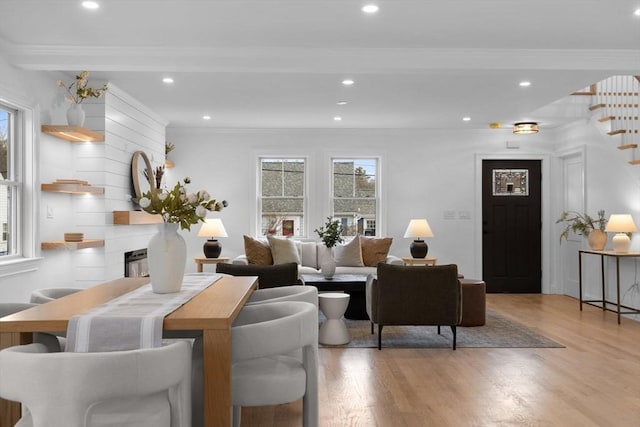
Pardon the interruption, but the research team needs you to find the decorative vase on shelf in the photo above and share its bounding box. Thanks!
[66,103,85,127]
[147,223,186,293]
[587,229,607,251]
[321,250,336,279]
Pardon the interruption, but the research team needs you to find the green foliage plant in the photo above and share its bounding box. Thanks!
[314,217,344,248]
[556,210,606,243]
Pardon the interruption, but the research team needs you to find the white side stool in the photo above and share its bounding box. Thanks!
[318,293,350,345]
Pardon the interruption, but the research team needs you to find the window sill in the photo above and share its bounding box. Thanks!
[0,256,42,278]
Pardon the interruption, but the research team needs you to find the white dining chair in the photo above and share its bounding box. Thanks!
[0,340,192,427]
[191,301,319,427]
[245,285,318,307]
[0,303,62,352]
[29,287,82,304]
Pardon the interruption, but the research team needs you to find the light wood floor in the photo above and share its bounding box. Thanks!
[240,294,640,426]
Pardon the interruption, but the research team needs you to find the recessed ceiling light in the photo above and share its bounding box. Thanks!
[462,117,471,121]
[342,79,355,86]
[634,8,640,16]
[162,77,174,84]
[519,81,531,87]
[334,116,342,121]
[362,4,379,13]
[337,101,348,105]
[82,1,100,9]
[202,115,211,120]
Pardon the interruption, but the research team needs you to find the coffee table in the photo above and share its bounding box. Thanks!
[301,273,369,320]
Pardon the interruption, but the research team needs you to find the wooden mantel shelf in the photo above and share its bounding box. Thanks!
[41,239,105,250]
[41,183,104,195]
[41,125,104,142]
[113,210,163,225]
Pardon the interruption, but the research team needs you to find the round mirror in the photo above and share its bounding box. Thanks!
[131,150,154,202]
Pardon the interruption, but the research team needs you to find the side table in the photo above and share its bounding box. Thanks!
[318,293,350,345]
[402,256,437,266]
[193,256,230,273]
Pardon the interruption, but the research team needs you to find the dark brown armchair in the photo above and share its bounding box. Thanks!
[366,263,462,350]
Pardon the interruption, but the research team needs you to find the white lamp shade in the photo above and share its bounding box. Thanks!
[197,218,228,238]
[403,219,434,239]
[605,214,637,253]
[605,214,638,233]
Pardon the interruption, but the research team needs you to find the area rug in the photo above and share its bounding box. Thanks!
[320,310,564,349]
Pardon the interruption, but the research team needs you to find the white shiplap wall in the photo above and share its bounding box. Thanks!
[42,84,166,287]
[102,84,167,283]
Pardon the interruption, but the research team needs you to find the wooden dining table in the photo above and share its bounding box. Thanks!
[0,274,257,427]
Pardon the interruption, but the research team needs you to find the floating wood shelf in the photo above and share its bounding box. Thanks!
[41,183,104,195]
[41,239,105,250]
[41,125,104,142]
[113,211,163,225]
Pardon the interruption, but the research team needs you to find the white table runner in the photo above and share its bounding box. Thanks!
[66,274,221,352]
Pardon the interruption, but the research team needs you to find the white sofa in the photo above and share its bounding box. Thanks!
[233,239,402,275]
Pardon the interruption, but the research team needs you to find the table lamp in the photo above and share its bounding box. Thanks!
[605,214,638,253]
[197,218,228,258]
[403,218,434,258]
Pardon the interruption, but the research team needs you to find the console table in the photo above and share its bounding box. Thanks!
[578,249,640,324]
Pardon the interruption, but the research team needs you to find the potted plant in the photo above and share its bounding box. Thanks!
[314,217,344,279]
[556,210,607,250]
[138,177,227,293]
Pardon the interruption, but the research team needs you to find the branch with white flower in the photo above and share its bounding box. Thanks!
[57,71,108,104]
[138,177,228,231]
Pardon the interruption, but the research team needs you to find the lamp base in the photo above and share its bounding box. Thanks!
[203,239,222,258]
[409,240,428,258]
[612,233,631,253]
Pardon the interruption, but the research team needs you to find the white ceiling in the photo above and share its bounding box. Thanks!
[1,0,639,130]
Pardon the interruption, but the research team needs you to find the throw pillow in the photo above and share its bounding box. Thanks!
[243,235,273,265]
[360,236,393,267]
[334,235,364,267]
[267,235,301,265]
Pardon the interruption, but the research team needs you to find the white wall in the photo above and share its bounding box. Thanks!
[167,127,557,287]
[0,57,165,302]
[554,118,640,312]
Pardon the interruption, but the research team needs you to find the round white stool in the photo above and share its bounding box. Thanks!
[318,293,350,345]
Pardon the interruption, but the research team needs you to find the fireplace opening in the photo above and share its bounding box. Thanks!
[124,249,149,277]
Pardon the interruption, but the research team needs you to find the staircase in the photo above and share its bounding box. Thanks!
[583,76,640,164]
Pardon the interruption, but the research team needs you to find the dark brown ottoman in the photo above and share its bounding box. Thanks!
[459,279,486,326]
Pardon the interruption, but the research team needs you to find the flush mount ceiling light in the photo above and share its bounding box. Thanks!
[202,115,211,120]
[513,122,539,134]
[333,116,342,121]
[362,4,379,13]
[336,101,348,105]
[462,117,471,121]
[519,81,531,87]
[81,1,100,9]
[162,77,174,84]
[342,79,355,86]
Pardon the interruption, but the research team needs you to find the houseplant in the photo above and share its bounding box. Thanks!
[57,71,108,126]
[314,217,344,278]
[138,177,227,293]
[556,210,607,250]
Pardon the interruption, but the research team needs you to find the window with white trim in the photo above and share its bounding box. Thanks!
[258,158,306,237]
[332,158,379,237]
[0,105,17,256]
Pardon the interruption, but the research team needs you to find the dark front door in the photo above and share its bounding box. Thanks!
[482,160,541,293]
